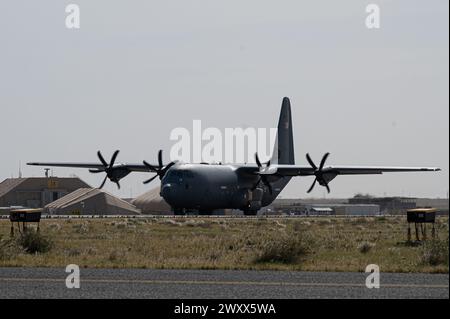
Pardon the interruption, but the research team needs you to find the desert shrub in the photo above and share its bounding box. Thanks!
[421,238,449,266]
[357,241,375,254]
[17,229,53,254]
[108,249,127,262]
[274,221,286,229]
[64,248,81,257]
[72,223,89,234]
[85,247,98,255]
[49,223,61,231]
[0,237,22,260]
[317,219,332,226]
[185,220,201,227]
[160,219,182,226]
[193,220,213,228]
[127,219,145,226]
[114,221,127,229]
[254,232,312,264]
[292,221,302,232]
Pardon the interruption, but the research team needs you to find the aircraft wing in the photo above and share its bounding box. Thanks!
[236,164,440,177]
[272,165,441,176]
[27,162,151,172]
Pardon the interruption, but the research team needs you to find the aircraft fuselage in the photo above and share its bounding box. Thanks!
[160,163,286,213]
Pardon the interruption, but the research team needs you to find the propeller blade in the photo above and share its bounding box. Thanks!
[99,175,108,189]
[93,150,122,189]
[255,153,262,168]
[319,152,330,171]
[144,153,175,182]
[89,169,104,173]
[307,178,317,193]
[158,150,163,168]
[110,150,120,167]
[162,161,176,173]
[264,179,273,194]
[306,153,317,170]
[260,177,273,194]
[97,151,108,167]
[251,177,262,190]
[143,174,159,185]
[143,160,158,172]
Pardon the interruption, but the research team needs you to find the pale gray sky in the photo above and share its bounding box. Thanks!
[0,0,448,199]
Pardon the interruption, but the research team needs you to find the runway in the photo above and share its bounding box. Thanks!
[0,268,448,299]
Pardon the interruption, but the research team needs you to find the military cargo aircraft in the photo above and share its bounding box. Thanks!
[28,97,440,215]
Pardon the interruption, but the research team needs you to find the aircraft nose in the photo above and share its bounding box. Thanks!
[161,184,173,201]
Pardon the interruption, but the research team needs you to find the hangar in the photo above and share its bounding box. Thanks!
[0,177,90,208]
[132,187,171,215]
[349,195,416,213]
[45,188,141,215]
[305,204,380,216]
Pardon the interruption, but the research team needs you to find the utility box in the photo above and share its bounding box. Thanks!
[407,208,436,223]
[10,209,42,222]
[9,208,42,236]
[406,208,437,241]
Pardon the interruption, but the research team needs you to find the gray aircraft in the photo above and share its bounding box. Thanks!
[28,97,440,215]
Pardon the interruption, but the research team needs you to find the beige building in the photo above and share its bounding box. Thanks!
[45,188,141,215]
[132,187,172,215]
[0,177,90,208]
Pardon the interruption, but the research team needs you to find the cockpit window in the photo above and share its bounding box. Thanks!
[165,171,181,182]
[165,170,193,182]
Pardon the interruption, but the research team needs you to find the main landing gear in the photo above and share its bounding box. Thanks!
[243,209,258,216]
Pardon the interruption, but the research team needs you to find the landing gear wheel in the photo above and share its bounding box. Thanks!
[243,210,258,216]
[173,208,185,216]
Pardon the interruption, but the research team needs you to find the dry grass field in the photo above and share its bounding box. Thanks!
[0,216,448,273]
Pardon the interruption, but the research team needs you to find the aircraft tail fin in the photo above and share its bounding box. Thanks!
[271,97,295,165]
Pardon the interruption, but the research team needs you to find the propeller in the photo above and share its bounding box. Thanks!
[253,152,273,194]
[306,152,331,193]
[89,150,121,189]
[142,150,176,184]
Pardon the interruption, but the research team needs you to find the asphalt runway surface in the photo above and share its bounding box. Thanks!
[0,267,448,299]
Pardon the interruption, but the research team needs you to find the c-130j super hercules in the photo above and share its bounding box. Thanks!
[28,97,440,215]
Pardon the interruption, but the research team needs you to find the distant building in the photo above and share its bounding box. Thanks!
[45,188,141,215]
[308,207,334,215]
[415,198,449,215]
[132,187,172,215]
[329,204,380,215]
[348,195,416,213]
[267,199,381,216]
[0,177,90,208]
[302,204,380,216]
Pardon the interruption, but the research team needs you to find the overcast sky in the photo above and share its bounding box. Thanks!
[0,0,448,199]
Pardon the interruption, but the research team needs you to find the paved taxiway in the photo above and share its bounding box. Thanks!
[0,268,448,298]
